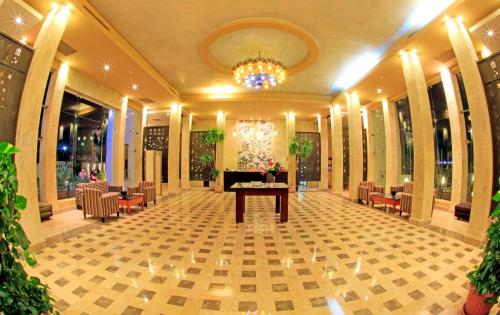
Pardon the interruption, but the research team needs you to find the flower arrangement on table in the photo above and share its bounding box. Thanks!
[260,161,286,183]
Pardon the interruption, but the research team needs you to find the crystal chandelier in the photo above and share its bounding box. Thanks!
[232,51,286,90]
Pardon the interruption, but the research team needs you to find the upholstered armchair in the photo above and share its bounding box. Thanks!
[390,182,414,196]
[128,181,156,206]
[394,183,435,216]
[358,181,384,204]
[82,188,120,222]
[76,181,122,209]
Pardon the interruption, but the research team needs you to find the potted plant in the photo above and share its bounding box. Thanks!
[0,142,56,314]
[200,128,225,192]
[463,185,500,315]
[288,136,313,191]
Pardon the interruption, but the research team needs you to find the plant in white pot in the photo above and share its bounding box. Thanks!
[463,184,499,315]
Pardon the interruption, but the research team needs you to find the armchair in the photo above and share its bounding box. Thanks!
[128,181,156,207]
[82,188,120,222]
[358,181,384,204]
[76,181,122,209]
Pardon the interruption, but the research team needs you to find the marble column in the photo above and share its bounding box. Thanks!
[168,103,182,195]
[347,93,363,200]
[39,62,69,214]
[441,67,468,209]
[382,99,399,193]
[181,113,192,190]
[319,115,329,190]
[286,112,296,193]
[215,111,226,193]
[401,50,435,224]
[112,97,128,187]
[15,4,70,245]
[446,17,493,243]
[330,105,344,194]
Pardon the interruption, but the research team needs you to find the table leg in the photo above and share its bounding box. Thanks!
[275,195,280,213]
[280,191,288,222]
[128,205,131,215]
[141,198,144,211]
[236,192,244,223]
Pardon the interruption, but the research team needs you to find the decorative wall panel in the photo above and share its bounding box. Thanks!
[190,131,214,181]
[237,121,274,170]
[143,126,168,182]
[296,132,321,181]
[0,32,33,143]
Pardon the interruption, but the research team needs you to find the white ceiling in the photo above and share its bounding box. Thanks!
[88,0,419,96]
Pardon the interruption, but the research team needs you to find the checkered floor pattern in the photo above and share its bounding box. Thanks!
[30,191,490,314]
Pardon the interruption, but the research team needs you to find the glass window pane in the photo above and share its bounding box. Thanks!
[395,97,413,182]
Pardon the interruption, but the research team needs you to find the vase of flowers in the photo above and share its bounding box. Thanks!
[261,161,286,183]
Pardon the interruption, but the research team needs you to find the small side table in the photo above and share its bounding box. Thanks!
[119,195,144,215]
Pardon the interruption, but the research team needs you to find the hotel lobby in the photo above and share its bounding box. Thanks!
[0,0,499,314]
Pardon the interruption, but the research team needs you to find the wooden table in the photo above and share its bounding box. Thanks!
[230,182,289,223]
[119,195,144,214]
[371,194,400,213]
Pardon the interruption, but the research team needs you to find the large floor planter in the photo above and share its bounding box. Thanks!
[464,286,495,315]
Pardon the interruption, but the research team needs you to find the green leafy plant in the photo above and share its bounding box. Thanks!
[0,142,56,314]
[288,136,314,161]
[56,165,72,193]
[199,128,225,182]
[466,181,500,305]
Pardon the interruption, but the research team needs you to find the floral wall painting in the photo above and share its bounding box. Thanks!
[237,121,274,170]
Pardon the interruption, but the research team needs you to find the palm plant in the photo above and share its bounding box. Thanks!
[289,136,313,162]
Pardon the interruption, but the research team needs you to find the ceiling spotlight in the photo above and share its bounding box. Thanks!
[132,83,138,90]
[20,36,27,44]
[103,64,111,72]
[377,88,382,94]
[14,16,24,25]
[487,29,495,38]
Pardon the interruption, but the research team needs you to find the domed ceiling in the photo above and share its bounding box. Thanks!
[87,0,421,97]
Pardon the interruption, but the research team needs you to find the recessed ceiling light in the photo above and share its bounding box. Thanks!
[132,83,138,90]
[103,64,111,72]
[14,16,24,25]
[487,29,495,38]
[20,36,27,44]
[377,88,382,94]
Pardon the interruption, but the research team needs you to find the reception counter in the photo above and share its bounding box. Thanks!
[224,171,288,192]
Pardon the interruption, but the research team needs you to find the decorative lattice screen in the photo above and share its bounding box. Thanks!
[189,131,214,181]
[143,126,168,182]
[296,132,321,181]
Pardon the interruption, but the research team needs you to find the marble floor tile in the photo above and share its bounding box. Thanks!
[29,191,495,314]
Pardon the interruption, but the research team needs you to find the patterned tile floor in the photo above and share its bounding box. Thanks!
[30,191,492,314]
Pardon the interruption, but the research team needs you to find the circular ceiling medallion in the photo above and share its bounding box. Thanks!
[200,18,319,76]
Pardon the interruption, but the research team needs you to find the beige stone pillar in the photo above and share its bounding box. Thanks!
[181,113,192,190]
[364,107,376,182]
[15,4,70,245]
[39,63,69,213]
[286,112,296,192]
[382,99,399,193]
[401,50,435,224]
[215,111,226,193]
[126,109,138,187]
[330,105,344,193]
[168,103,182,195]
[319,115,329,190]
[347,93,363,200]
[112,97,127,187]
[446,17,493,242]
[441,68,468,209]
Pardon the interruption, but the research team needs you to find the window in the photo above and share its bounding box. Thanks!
[428,81,452,200]
[457,72,474,201]
[56,92,109,199]
[395,97,413,181]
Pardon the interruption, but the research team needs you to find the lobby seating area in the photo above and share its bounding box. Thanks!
[0,0,498,314]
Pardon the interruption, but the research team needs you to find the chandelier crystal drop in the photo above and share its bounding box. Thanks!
[232,51,286,90]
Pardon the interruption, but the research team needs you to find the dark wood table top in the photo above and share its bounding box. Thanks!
[230,182,289,190]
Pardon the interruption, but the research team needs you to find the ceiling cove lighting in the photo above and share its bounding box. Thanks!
[333,51,382,90]
[233,51,286,90]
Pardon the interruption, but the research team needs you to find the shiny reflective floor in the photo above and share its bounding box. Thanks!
[32,191,486,314]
